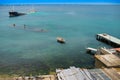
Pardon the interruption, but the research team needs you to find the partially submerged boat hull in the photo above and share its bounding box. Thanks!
[9,11,26,17]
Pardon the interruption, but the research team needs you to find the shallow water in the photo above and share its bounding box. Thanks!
[0,4,120,75]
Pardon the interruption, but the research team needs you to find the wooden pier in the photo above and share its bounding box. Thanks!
[96,33,120,47]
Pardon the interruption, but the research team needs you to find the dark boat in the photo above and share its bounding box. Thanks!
[9,11,26,17]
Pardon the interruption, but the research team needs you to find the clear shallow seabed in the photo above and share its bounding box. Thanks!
[0,4,120,75]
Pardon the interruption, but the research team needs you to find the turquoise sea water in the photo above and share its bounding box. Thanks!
[0,4,120,75]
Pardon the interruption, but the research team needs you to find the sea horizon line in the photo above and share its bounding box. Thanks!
[0,2,120,5]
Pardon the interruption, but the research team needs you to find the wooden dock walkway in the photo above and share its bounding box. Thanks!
[96,33,120,47]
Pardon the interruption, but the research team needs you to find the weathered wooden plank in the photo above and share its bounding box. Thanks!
[95,54,120,67]
[103,68,120,80]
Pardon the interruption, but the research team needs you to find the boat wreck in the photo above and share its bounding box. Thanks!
[9,11,26,17]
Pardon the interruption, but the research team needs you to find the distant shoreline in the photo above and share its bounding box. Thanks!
[0,3,120,6]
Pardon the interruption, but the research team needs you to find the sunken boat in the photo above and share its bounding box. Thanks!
[9,11,26,17]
